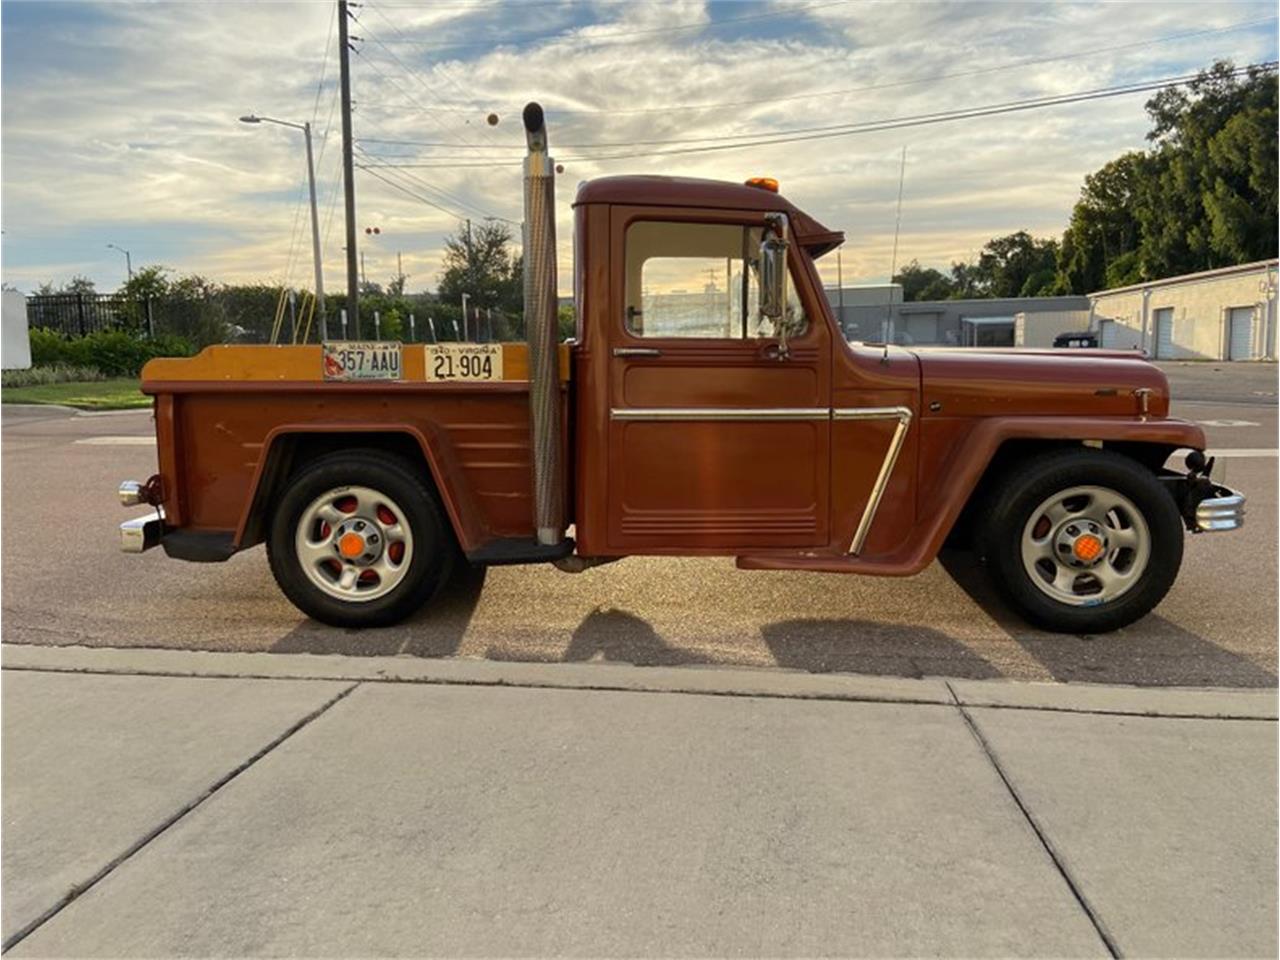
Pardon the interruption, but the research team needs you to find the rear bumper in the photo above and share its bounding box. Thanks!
[120,511,164,553]
[1194,489,1245,532]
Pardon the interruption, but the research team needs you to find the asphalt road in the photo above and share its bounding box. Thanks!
[3,365,1275,688]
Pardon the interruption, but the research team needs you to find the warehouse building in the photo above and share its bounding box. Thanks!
[1088,259,1278,361]
[825,286,1089,346]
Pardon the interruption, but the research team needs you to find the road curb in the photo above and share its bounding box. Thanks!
[3,643,1274,719]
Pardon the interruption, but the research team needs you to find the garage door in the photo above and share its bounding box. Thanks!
[1099,320,1119,348]
[1228,307,1255,360]
[1154,308,1174,359]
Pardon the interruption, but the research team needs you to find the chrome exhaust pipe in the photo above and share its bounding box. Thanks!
[522,102,564,546]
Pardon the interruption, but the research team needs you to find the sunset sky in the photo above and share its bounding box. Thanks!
[1,0,1275,295]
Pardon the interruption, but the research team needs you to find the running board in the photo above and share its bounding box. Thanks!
[735,553,924,577]
[466,537,576,566]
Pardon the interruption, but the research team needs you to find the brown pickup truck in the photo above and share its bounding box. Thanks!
[119,103,1243,634]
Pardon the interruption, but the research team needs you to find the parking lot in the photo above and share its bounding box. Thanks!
[2,363,1275,688]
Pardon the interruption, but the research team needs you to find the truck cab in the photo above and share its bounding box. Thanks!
[119,104,1244,635]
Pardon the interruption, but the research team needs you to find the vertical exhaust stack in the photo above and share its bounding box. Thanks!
[522,102,564,547]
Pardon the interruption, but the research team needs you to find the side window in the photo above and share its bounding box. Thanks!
[624,220,806,339]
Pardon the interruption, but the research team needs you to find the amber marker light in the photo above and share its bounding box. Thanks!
[1074,535,1104,562]
[339,533,365,558]
[745,177,779,192]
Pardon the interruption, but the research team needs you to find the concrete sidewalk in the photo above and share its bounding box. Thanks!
[2,645,1276,958]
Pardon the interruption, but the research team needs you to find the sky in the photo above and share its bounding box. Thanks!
[1,0,1276,297]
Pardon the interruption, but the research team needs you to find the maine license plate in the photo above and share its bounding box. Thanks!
[322,341,402,381]
[425,343,503,382]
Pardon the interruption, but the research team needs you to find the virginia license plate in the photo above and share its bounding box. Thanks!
[322,341,402,381]
[424,343,503,381]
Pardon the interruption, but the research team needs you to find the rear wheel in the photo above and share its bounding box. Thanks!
[267,451,454,627]
[976,449,1183,633]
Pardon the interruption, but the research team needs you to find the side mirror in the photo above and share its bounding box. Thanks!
[759,212,792,358]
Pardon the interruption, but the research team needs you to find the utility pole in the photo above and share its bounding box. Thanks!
[338,0,360,336]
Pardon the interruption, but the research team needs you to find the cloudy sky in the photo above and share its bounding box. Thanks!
[1,0,1275,296]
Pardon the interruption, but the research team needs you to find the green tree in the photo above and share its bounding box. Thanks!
[892,260,953,301]
[973,231,1060,298]
[437,220,522,315]
[1055,60,1277,292]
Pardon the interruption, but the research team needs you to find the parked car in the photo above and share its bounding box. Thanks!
[1053,331,1099,349]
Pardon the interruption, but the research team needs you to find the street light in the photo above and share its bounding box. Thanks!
[240,113,326,338]
[106,243,133,281]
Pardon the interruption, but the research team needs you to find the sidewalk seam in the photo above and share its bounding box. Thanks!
[3,663,1274,722]
[0,680,362,955]
[946,681,1122,959]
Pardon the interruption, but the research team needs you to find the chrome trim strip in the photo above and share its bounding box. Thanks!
[833,405,913,421]
[610,407,830,421]
[836,406,914,555]
[612,347,662,358]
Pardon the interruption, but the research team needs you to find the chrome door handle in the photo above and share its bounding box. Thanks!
[613,347,662,357]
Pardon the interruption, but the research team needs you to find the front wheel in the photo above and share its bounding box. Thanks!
[977,449,1183,634]
[267,450,455,628]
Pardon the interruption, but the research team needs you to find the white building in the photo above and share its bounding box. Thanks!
[1088,260,1278,361]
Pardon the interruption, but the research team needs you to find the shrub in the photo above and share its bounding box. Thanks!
[1,363,107,388]
[28,328,193,377]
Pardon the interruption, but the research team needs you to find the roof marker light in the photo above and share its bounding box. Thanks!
[745,177,779,192]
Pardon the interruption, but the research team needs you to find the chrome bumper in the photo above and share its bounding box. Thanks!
[121,511,163,553]
[1195,489,1245,532]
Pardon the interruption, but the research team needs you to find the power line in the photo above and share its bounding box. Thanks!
[362,2,507,151]
[360,61,1274,168]
[355,146,517,221]
[358,161,492,222]
[350,15,1276,125]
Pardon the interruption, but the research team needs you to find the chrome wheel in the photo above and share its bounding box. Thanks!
[1019,485,1150,607]
[294,485,414,603]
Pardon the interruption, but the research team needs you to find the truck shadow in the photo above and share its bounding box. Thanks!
[937,548,1277,687]
[268,564,488,658]
[486,607,707,667]
[759,618,1001,679]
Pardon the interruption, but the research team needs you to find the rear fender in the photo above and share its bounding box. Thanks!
[233,423,485,552]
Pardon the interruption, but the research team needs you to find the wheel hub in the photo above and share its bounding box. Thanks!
[1054,519,1109,568]
[331,517,384,565]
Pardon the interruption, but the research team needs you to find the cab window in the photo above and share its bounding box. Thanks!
[624,220,804,339]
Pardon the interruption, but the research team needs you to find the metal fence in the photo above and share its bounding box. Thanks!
[26,291,541,347]
[25,293,142,337]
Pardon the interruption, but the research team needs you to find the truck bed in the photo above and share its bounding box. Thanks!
[140,343,571,556]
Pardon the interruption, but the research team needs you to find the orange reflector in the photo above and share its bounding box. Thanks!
[338,532,365,558]
[1073,534,1104,562]
[745,177,779,192]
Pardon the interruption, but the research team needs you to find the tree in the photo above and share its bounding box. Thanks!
[1054,60,1277,292]
[972,231,1060,298]
[35,275,97,296]
[437,220,522,315]
[1055,152,1148,294]
[893,260,953,301]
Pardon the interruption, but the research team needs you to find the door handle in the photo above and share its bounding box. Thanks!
[759,343,786,361]
[613,347,662,357]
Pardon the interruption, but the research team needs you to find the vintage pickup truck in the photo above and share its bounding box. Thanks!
[119,103,1243,634]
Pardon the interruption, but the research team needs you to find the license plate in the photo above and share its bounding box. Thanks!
[322,342,402,381]
[425,343,503,382]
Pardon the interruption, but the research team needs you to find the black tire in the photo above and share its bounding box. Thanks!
[975,448,1183,634]
[267,450,455,628]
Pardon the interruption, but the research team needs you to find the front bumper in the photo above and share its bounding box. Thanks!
[1194,489,1245,532]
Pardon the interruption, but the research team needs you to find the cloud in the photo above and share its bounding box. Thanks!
[1,0,1275,294]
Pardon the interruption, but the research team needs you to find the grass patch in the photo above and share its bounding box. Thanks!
[1,379,149,409]
[1,363,106,388]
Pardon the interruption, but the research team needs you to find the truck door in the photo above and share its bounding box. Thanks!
[605,209,831,552]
